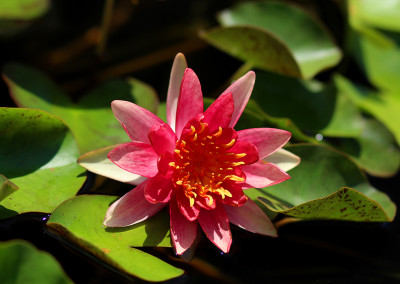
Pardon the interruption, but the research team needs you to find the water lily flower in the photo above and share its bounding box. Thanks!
[78,53,300,254]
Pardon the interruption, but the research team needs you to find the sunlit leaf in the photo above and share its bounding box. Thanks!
[0,239,72,284]
[0,0,49,20]
[355,32,400,92]
[252,144,396,221]
[334,74,400,146]
[349,0,400,32]
[0,108,85,220]
[202,1,342,79]
[47,195,183,282]
[3,63,159,153]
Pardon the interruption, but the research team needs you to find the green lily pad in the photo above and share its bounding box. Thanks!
[335,74,400,146]
[0,174,18,201]
[252,144,396,221]
[0,240,72,283]
[0,108,85,219]
[0,0,49,20]
[355,31,400,92]
[201,1,342,79]
[251,70,367,138]
[47,195,183,282]
[3,63,159,153]
[0,239,72,284]
[349,0,400,32]
[250,70,400,176]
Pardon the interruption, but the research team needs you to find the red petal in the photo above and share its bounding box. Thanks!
[108,142,158,178]
[104,180,166,227]
[144,173,173,203]
[241,160,291,189]
[238,128,291,159]
[224,198,277,236]
[111,100,165,144]
[170,195,198,255]
[203,92,234,132]
[148,123,177,156]
[198,205,232,253]
[175,68,204,138]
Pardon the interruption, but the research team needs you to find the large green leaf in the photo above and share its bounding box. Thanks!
[47,195,183,282]
[250,70,400,176]
[335,74,400,146]
[0,0,49,20]
[201,1,341,79]
[252,144,396,221]
[3,63,159,153]
[0,240,72,284]
[349,0,400,32]
[0,108,85,219]
[355,32,400,92]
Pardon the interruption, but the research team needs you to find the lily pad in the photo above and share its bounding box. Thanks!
[250,70,400,176]
[3,63,159,153]
[252,144,396,221]
[0,174,18,201]
[349,0,400,33]
[355,31,400,92]
[334,74,400,146]
[201,1,342,79]
[0,0,49,20]
[47,195,183,282]
[0,108,85,219]
[0,239,72,284]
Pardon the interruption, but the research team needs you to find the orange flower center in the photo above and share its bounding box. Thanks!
[169,121,246,207]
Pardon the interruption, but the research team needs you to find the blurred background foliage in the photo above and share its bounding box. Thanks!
[1,0,400,283]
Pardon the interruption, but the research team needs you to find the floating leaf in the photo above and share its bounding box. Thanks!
[0,108,85,219]
[355,32,400,92]
[47,195,183,282]
[252,144,396,221]
[0,239,72,284]
[349,0,400,32]
[250,70,400,176]
[201,1,341,79]
[3,63,159,153]
[0,174,18,201]
[0,0,49,20]
[335,74,400,146]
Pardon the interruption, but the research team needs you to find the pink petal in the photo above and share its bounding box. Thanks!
[170,195,198,255]
[167,53,188,132]
[148,123,177,156]
[197,206,232,253]
[175,68,204,138]
[104,180,166,227]
[111,100,165,144]
[224,199,277,237]
[144,173,173,203]
[238,128,291,159]
[241,160,290,189]
[108,142,158,178]
[221,71,255,128]
[203,92,234,132]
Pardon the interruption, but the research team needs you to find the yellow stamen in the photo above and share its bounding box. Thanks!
[222,139,236,148]
[213,127,223,138]
[190,125,196,134]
